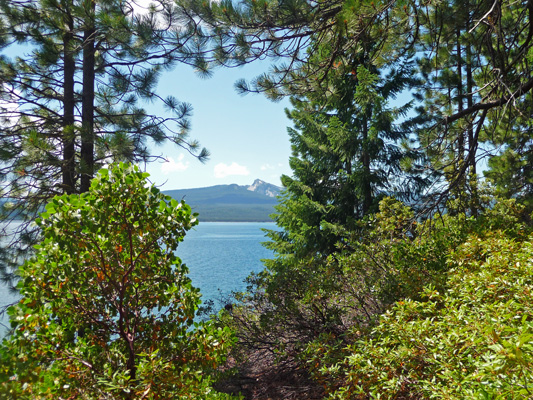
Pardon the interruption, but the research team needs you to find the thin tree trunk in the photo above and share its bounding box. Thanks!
[466,27,479,216]
[62,10,76,194]
[456,27,465,169]
[80,0,96,193]
[361,115,372,215]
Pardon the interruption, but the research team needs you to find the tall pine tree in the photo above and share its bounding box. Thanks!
[243,44,425,357]
[0,0,209,287]
[267,63,420,262]
[183,0,533,211]
[484,95,533,214]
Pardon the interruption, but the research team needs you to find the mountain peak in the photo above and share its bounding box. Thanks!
[246,179,281,198]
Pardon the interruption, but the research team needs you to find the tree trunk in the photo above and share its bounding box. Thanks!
[456,27,465,170]
[62,10,76,194]
[466,30,479,216]
[80,0,96,193]
[361,115,372,215]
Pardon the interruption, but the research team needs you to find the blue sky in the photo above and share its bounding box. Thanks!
[144,61,293,190]
[1,3,293,192]
[124,3,293,189]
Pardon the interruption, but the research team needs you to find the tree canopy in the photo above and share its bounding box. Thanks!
[181,0,533,209]
[0,0,210,287]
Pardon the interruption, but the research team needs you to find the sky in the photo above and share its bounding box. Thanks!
[142,61,293,190]
[1,1,294,192]
[123,0,293,190]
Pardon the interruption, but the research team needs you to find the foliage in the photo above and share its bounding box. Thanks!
[0,163,237,399]
[180,0,419,98]
[270,61,422,253]
[303,200,533,399]
[181,0,533,213]
[255,39,426,344]
[0,0,210,288]
[222,195,533,398]
[226,198,468,381]
[233,37,427,376]
[483,98,533,214]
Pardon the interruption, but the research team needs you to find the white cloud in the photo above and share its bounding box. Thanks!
[126,0,162,16]
[260,163,274,171]
[214,162,250,178]
[161,154,189,174]
[260,163,284,171]
[125,0,171,29]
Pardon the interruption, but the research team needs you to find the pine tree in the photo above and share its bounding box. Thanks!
[183,0,533,209]
[245,47,425,355]
[267,65,419,259]
[484,96,533,214]
[411,0,484,214]
[0,0,209,287]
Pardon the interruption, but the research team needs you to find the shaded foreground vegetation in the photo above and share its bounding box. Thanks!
[0,164,236,399]
[0,167,531,399]
[217,198,533,399]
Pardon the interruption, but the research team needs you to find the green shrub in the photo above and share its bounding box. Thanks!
[319,232,533,399]
[0,163,238,399]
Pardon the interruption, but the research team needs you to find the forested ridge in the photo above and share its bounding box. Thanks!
[0,0,532,399]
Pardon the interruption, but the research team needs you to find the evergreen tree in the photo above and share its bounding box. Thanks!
[484,95,533,214]
[0,0,209,287]
[231,46,425,365]
[183,0,533,208]
[179,0,419,97]
[267,62,421,261]
[411,0,487,214]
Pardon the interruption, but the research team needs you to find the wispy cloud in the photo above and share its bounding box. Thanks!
[260,163,283,171]
[214,162,250,178]
[260,163,274,171]
[161,154,189,174]
[127,0,162,16]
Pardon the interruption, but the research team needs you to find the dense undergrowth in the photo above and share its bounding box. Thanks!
[1,167,531,399]
[220,197,533,399]
[313,232,533,398]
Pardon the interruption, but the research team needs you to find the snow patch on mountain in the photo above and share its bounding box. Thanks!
[246,179,281,198]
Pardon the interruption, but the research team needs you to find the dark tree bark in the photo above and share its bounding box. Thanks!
[80,0,96,193]
[62,10,76,194]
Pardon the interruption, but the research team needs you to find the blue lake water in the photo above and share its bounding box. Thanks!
[0,221,275,337]
[178,221,274,305]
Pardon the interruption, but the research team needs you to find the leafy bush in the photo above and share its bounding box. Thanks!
[225,198,476,384]
[221,197,532,399]
[0,163,238,399]
[314,230,533,399]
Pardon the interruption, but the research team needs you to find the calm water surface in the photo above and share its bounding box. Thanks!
[178,222,274,304]
[0,221,275,337]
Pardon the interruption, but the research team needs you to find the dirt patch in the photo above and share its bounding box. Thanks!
[215,349,325,400]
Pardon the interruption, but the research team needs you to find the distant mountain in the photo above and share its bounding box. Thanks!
[164,180,282,222]
[246,179,281,197]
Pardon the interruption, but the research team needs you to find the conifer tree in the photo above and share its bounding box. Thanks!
[182,0,533,208]
[484,97,533,213]
[267,62,421,261]
[0,0,209,287]
[411,0,486,214]
[244,45,426,357]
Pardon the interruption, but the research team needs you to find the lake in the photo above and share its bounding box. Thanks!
[0,221,275,337]
[178,222,274,305]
